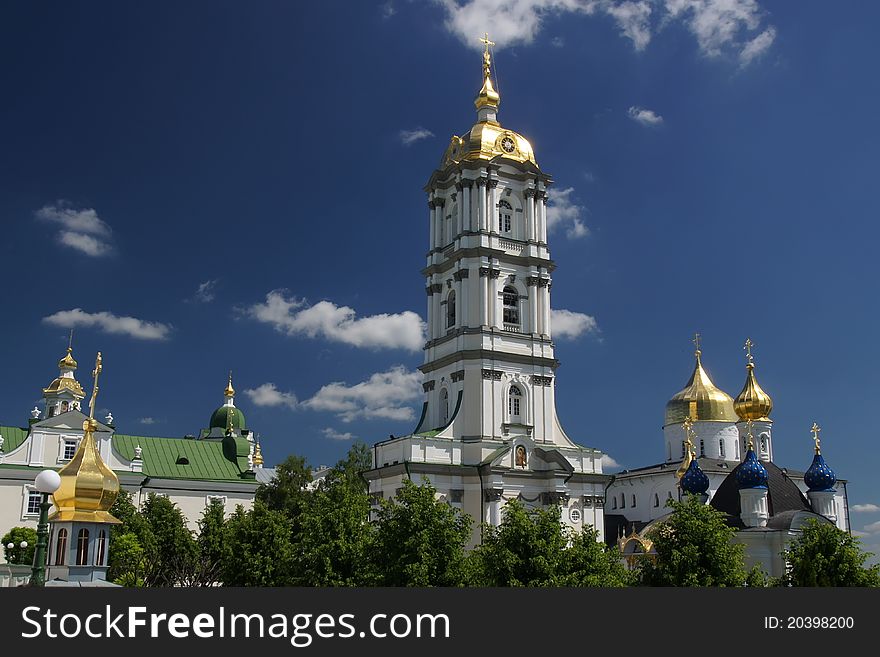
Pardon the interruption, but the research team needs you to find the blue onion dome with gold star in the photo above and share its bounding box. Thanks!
[736,445,768,489]
[804,424,836,491]
[681,459,711,495]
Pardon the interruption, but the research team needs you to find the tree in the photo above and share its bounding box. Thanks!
[293,442,374,586]
[2,527,37,566]
[468,500,630,587]
[191,499,227,586]
[107,532,147,587]
[222,500,296,586]
[778,518,880,587]
[369,479,471,586]
[256,454,313,520]
[636,494,749,587]
[138,494,198,586]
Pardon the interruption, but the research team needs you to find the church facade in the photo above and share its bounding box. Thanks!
[607,339,850,578]
[0,345,270,545]
[364,39,609,545]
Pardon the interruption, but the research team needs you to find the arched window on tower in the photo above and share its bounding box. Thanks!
[76,528,90,566]
[498,200,512,234]
[631,494,637,508]
[95,530,107,566]
[700,439,705,456]
[508,385,522,421]
[620,493,625,509]
[502,286,520,331]
[719,439,725,458]
[446,290,456,328]
[440,388,449,426]
[653,493,660,508]
[54,528,68,565]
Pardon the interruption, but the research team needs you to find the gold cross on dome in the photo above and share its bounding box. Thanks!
[744,337,754,363]
[811,422,821,454]
[88,352,102,422]
[746,419,755,450]
[692,333,702,354]
[479,32,495,53]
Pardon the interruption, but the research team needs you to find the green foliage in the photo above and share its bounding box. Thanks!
[139,494,198,586]
[197,499,227,572]
[2,527,38,565]
[468,500,631,587]
[256,454,313,520]
[778,519,880,587]
[221,500,296,586]
[636,494,749,586]
[108,532,147,587]
[292,443,374,586]
[369,479,471,586]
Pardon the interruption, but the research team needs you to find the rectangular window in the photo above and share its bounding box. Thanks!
[206,495,228,506]
[63,439,78,460]
[26,490,42,515]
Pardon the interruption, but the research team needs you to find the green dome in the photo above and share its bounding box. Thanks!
[210,405,246,433]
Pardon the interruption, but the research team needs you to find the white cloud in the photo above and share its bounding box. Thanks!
[435,0,774,62]
[248,291,425,352]
[601,454,621,470]
[381,1,396,19]
[303,366,422,423]
[399,127,435,145]
[243,383,299,410]
[35,202,113,256]
[738,26,776,67]
[138,417,157,425]
[546,187,590,239]
[863,520,880,535]
[42,308,172,341]
[628,105,663,126]
[551,308,600,339]
[853,504,880,514]
[322,427,357,441]
[193,279,218,303]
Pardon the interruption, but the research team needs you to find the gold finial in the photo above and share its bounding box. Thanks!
[479,32,495,78]
[224,370,235,398]
[744,337,754,365]
[811,422,821,455]
[253,440,264,467]
[68,329,74,352]
[746,419,755,451]
[692,332,702,357]
[676,417,696,480]
[226,403,234,436]
[86,352,102,426]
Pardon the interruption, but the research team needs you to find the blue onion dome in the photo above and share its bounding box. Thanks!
[681,459,710,495]
[736,447,768,489]
[805,452,836,492]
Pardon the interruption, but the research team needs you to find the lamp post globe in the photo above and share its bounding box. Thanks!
[30,469,61,587]
[20,541,28,548]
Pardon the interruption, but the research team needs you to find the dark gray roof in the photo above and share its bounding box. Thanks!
[711,459,811,520]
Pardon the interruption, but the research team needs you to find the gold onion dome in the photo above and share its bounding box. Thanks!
[664,348,736,426]
[253,442,264,467]
[59,346,78,369]
[50,352,120,524]
[224,371,235,397]
[734,340,772,421]
[441,34,537,168]
[43,347,85,398]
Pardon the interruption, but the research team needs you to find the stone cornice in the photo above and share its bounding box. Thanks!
[423,246,555,276]
[420,349,559,374]
[424,325,554,350]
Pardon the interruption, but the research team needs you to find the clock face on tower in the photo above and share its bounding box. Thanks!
[500,136,516,153]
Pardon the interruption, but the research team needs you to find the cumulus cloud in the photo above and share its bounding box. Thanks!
[303,366,422,423]
[863,520,880,535]
[434,0,774,64]
[399,127,435,145]
[42,308,172,341]
[35,202,114,256]
[248,291,425,352]
[381,1,396,19]
[546,187,590,239]
[601,454,621,470]
[322,427,357,441]
[852,504,880,514]
[628,105,663,126]
[243,383,299,410]
[551,308,600,339]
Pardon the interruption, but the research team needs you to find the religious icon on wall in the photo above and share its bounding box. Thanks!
[515,445,527,468]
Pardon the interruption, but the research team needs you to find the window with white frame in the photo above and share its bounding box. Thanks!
[502,286,520,329]
[446,290,456,328]
[508,385,522,420]
[62,439,78,461]
[498,200,512,233]
[26,489,42,515]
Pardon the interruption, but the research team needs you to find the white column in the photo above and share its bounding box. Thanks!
[488,180,499,233]
[489,271,499,327]
[426,280,434,340]
[524,188,535,242]
[463,183,472,232]
[477,179,487,231]
[537,191,548,243]
[543,279,552,337]
[528,278,539,334]
[459,269,470,327]
[433,283,442,339]
[480,268,489,325]
[455,183,463,238]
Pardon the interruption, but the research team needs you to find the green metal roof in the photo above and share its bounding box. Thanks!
[113,434,255,483]
[0,426,29,453]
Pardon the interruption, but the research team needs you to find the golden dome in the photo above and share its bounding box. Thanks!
[59,347,78,369]
[50,352,120,524]
[224,371,235,398]
[664,350,736,426]
[253,441,264,467]
[734,363,773,421]
[43,376,85,398]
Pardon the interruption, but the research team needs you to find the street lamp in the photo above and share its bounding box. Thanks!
[29,469,61,587]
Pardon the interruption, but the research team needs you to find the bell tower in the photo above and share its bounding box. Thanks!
[367,38,608,544]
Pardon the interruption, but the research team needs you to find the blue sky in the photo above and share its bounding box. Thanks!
[3,1,880,553]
